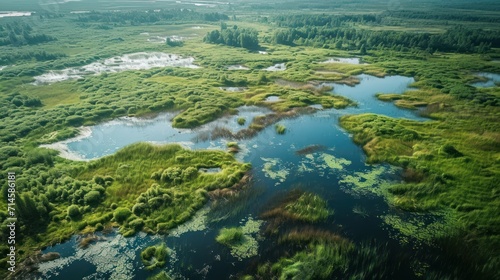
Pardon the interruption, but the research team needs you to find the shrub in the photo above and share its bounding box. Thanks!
[113,207,131,223]
[83,190,101,206]
[237,117,246,125]
[67,205,80,219]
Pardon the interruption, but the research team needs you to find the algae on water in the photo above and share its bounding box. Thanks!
[339,165,398,196]
[216,217,263,260]
[169,206,209,237]
[261,157,290,185]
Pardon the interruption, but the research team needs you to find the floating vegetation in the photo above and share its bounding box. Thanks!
[140,243,170,270]
[381,213,454,246]
[321,153,352,170]
[237,117,246,125]
[37,232,163,279]
[216,218,263,260]
[275,124,286,134]
[261,157,290,185]
[295,144,326,156]
[168,206,209,237]
[296,152,351,177]
[339,165,398,196]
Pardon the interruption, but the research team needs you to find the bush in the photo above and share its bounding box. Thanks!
[67,205,80,219]
[83,190,101,206]
[113,207,132,223]
[237,117,246,125]
[65,115,85,126]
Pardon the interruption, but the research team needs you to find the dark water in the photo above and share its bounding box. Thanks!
[36,75,429,279]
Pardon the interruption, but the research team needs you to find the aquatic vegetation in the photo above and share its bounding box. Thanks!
[148,271,173,280]
[295,144,326,155]
[261,157,290,185]
[322,153,352,170]
[140,244,170,270]
[352,205,369,218]
[261,191,331,227]
[296,152,350,177]
[284,192,331,222]
[339,165,398,196]
[275,123,286,134]
[279,228,346,245]
[216,227,244,246]
[381,213,455,246]
[168,206,209,237]
[216,218,263,260]
[257,242,353,280]
[237,117,246,125]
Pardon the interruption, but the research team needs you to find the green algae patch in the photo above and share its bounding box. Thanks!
[261,157,290,185]
[168,206,209,237]
[321,153,352,170]
[297,152,351,177]
[339,165,398,196]
[216,218,263,260]
[381,213,456,246]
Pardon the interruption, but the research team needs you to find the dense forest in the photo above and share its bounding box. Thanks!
[204,24,259,50]
[270,16,499,54]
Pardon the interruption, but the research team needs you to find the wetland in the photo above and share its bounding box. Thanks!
[0,1,499,280]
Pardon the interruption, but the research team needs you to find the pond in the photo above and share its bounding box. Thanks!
[320,57,366,64]
[33,52,200,85]
[472,72,500,88]
[226,65,250,70]
[264,63,285,71]
[0,11,32,18]
[37,74,429,279]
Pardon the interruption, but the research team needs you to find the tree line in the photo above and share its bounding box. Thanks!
[204,24,259,50]
[0,22,56,47]
[75,10,229,25]
[270,25,499,54]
